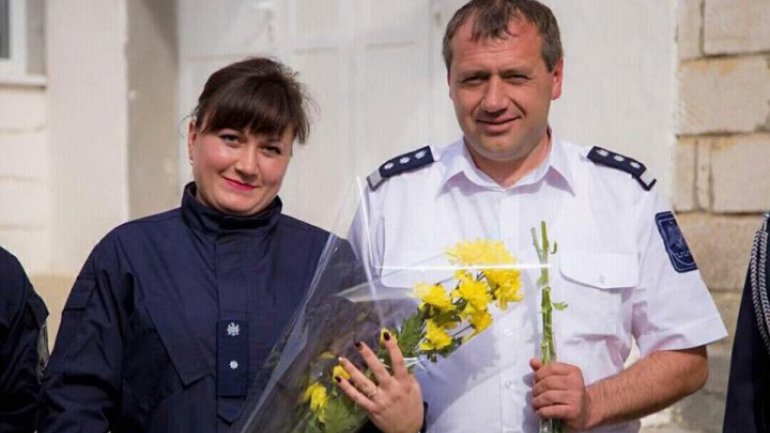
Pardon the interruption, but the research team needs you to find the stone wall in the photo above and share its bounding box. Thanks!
[664,0,770,432]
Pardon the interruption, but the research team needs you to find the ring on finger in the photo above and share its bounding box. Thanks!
[366,387,379,399]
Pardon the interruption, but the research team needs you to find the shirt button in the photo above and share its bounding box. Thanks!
[504,380,514,389]
[229,360,239,370]
[503,328,513,337]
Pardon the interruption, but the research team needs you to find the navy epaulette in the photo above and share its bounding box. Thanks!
[587,146,656,191]
[367,146,435,190]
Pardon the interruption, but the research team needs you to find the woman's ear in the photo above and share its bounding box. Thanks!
[187,120,197,164]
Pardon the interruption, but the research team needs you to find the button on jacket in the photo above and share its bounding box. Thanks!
[39,183,330,433]
[350,136,727,433]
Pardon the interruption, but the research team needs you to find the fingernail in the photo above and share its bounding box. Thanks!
[383,331,391,341]
[335,376,342,383]
[354,341,362,350]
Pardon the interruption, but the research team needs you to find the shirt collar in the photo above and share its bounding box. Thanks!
[438,133,576,195]
[181,182,283,238]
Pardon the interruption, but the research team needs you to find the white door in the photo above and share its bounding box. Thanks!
[178,0,460,233]
[178,0,677,231]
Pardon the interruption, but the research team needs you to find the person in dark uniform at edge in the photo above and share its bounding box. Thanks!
[38,57,423,433]
[723,214,770,433]
[0,246,49,433]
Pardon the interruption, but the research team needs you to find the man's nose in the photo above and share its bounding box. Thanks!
[480,77,507,114]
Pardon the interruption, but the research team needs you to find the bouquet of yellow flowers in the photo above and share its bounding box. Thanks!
[297,239,524,433]
[234,237,524,433]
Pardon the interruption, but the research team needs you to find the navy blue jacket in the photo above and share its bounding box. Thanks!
[0,247,48,433]
[724,217,770,433]
[39,184,330,432]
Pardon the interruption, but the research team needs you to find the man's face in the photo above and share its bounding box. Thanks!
[448,16,563,166]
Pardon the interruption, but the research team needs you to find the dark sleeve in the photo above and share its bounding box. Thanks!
[38,251,128,433]
[0,251,49,433]
[723,272,770,433]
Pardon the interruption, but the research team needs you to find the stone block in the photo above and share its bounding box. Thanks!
[704,0,770,55]
[674,139,697,212]
[678,0,703,60]
[709,134,770,212]
[695,142,711,210]
[712,291,742,351]
[678,56,770,135]
[678,213,764,291]
[704,345,732,394]
[0,130,49,180]
[676,388,725,433]
[0,87,46,131]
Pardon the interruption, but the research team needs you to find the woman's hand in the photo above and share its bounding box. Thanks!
[336,331,424,433]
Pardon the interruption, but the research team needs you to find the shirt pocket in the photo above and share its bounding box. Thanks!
[556,251,638,339]
[122,300,213,420]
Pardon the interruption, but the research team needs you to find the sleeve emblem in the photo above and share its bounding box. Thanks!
[655,211,697,273]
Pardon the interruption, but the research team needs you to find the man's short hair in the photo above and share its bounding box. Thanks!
[442,0,563,72]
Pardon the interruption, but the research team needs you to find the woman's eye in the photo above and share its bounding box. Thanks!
[219,134,240,144]
[262,145,283,155]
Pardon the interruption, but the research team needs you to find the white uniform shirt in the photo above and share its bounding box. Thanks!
[349,136,727,433]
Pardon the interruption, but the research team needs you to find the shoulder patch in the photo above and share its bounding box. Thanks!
[655,211,698,273]
[587,146,656,191]
[367,146,435,190]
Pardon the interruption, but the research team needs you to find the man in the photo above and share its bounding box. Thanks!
[349,0,727,432]
[0,246,49,433]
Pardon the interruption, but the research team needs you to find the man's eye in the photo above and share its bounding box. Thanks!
[462,76,483,84]
[505,75,528,84]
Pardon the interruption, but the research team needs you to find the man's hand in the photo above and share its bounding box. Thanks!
[530,358,595,431]
[530,347,709,431]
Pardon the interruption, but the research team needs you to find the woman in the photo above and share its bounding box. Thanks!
[39,57,422,433]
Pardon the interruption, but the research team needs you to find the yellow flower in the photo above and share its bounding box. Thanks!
[453,272,492,312]
[468,310,493,334]
[302,382,329,419]
[447,240,515,266]
[492,275,524,309]
[414,282,453,312]
[332,364,350,381]
[419,319,453,351]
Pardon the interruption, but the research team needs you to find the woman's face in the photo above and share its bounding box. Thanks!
[188,120,294,216]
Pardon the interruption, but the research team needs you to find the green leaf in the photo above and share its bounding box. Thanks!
[552,302,568,311]
[396,312,424,359]
[323,396,366,433]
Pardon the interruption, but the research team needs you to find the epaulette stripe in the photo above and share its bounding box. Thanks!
[367,146,435,190]
[587,146,656,191]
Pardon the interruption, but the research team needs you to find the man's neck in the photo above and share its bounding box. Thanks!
[467,135,552,188]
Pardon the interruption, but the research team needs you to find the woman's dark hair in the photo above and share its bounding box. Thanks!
[192,57,311,143]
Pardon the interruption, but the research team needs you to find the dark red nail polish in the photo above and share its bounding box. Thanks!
[354,341,362,349]
[335,376,342,383]
[383,331,391,341]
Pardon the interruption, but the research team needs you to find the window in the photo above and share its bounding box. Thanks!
[0,0,45,85]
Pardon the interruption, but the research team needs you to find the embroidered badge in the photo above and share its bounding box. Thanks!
[227,322,240,337]
[655,211,697,273]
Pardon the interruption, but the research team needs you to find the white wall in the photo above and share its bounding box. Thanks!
[47,0,130,274]
[178,0,678,233]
